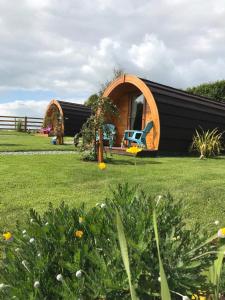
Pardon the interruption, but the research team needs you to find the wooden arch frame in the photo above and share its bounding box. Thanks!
[102,74,160,150]
[43,99,65,136]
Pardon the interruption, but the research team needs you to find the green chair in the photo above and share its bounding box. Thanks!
[123,121,153,148]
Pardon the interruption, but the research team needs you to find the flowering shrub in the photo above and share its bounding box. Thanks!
[0,184,224,299]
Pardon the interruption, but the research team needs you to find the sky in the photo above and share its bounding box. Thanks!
[0,0,225,117]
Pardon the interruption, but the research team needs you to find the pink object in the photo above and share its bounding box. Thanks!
[40,126,52,134]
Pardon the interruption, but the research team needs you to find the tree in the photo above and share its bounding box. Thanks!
[77,95,118,161]
[77,68,123,161]
[186,80,225,102]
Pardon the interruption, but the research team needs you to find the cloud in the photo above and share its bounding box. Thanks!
[0,100,49,117]
[0,0,225,115]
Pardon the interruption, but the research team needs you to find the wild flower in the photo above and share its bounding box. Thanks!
[98,162,106,170]
[22,230,26,234]
[76,270,82,278]
[126,146,142,154]
[100,203,106,208]
[56,274,63,282]
[15,248,20,252]
[34,281,40,288]
[79,217,84,224]
[217,228,225,238]
[37,253,41,257]
[29,238,35,243]
[214,220,219,225]
[30,218,34,223]
[74,230,84,238]
[45,222,49,226]
[3,232,13,241]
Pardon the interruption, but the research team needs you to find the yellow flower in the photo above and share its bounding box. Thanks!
[218,227,225,238]
[3,232,12,241]
[79,217,84,224]
[126,146,143,154]
[74,230,84,238]
[98,162,106,170]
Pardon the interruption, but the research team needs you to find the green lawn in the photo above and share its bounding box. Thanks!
[0,131,74,152]
[1,150,225,230]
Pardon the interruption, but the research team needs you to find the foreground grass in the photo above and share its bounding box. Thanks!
[0,153,225,229]
[0,131,74,152]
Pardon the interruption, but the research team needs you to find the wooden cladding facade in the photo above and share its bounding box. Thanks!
[103,74,225,153]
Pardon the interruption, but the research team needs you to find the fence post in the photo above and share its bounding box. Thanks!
[15,118,17,130]
[24,116,27,132]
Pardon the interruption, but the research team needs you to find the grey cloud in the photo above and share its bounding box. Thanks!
[0,0,225,116]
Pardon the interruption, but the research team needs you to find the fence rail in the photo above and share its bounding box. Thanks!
[0,115,43,132]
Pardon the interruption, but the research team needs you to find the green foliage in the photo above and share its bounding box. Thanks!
[16,119,24,132]
[191,128,224,159]
[186,80,225,102]
[1,184,222,299]
[153,210,171,300]
[207,245,225,300]
[116,209,138,300]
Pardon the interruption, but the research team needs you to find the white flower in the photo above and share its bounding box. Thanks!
[158,276,161,282]
[100,203,106,208]
[214,220,219,226]
[56,274,63,282]
[37,253,41,257]
[45,222,49,226]
[30,218,34,223]
[23,234,27,238]
[76,270,82,278]
[34,281,40,288]
[218,228,225,238]
[15,248,20,252]
[22,230,26,234]
[29,238,35,243]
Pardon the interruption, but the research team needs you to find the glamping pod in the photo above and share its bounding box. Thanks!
[43,99,91,137]
[103,74,225,153]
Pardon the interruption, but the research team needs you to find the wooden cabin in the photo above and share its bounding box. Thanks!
[43,100,91,139]
[103,74,225,154]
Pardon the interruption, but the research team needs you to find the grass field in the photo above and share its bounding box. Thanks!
[0,131,74,152]
[1,143,225,230]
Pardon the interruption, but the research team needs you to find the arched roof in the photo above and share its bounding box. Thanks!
[103,74,160,150]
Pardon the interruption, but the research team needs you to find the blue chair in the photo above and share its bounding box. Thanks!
[123,121,153,148]
[96,123,116,149]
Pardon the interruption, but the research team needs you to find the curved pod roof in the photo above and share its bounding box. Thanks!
[44,99,91,136]
[103,74,160,150]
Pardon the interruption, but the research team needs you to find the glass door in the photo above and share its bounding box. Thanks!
[130,94,144,130]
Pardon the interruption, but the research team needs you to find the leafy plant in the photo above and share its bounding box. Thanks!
[0,184,222,299]
[78,95,118,161]
[190,128,224,159]
[16,119,24,132]
[187,80,225,103]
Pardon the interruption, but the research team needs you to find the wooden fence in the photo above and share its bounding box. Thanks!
[0,115,43,132]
